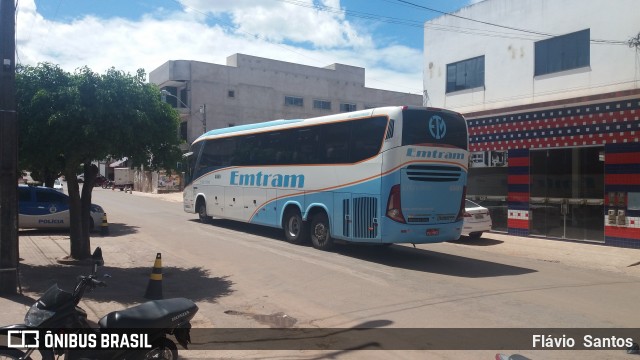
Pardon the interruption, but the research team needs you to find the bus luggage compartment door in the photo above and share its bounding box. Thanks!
[334,192,380,242]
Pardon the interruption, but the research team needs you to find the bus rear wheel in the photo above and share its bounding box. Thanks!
[310,212,333,251]
[283,210,309,244]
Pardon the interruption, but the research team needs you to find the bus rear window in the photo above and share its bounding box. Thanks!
[402,109,468,150]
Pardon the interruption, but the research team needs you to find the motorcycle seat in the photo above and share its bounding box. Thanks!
[98,298,198,329]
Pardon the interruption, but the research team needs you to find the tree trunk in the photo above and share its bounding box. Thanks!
[66,166,91,260]
[80,164,98,244]
[42,168,57,188]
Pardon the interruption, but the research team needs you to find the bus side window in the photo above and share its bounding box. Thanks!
[295,128,321,164]
[319,121,350,164]
[349,116,387,162]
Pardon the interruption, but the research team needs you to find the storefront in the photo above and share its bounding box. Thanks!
[466,92,640,248]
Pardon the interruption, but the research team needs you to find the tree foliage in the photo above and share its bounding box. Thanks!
[17,63,182,259]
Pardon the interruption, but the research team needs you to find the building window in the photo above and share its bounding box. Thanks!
[313,99,331,110]
[228,90,235,98]
[179,88,188,108]
[535,29,590,76]
[162,86,188,108]
[340,103,356,112]
[446,56,485,93]
[285,96,304,107]
[162,86,178,107]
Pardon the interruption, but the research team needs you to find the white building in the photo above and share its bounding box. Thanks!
[150,54,422,145]
[424,0,640,247]
[424,0,639,113]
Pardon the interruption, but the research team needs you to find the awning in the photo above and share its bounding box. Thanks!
[109,157,128,168]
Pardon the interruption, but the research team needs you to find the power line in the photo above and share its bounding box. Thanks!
[279,0,628,46]
[389,0,628,45]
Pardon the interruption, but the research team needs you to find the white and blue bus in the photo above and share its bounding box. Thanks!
[183,106,469,250]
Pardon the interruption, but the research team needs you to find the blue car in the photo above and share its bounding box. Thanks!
[18,185,106,231]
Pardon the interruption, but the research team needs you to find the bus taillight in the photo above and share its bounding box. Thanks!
[456,186,467,222]
[386,184,406,223]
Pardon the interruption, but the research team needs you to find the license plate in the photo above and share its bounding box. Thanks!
[474,214,484,219]
[426,229,439,236]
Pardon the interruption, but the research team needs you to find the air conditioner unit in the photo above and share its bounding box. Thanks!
[608,209,617,225]
[617,210,626,226]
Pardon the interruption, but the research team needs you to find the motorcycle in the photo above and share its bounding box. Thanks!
[101,180,114,189]
[0,247,198,360]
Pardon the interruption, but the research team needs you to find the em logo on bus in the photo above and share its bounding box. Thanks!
[428,115,446,140]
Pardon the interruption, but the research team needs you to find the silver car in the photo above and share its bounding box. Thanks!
[461,199,492,239]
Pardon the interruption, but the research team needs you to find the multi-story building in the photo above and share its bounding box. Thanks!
[424,0,640,247]
[149,53,422,146]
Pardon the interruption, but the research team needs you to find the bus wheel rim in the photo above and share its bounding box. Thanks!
[288,217,299,237]
[314,224,327,243]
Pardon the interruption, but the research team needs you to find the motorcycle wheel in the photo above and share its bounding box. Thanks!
[141,338,178,360]
[0,348,33,360]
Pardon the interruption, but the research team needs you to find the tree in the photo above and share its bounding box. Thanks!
[17,63,182,260]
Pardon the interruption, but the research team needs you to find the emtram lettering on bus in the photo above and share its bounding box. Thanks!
[406,147,465,160]
[230,170,305,188]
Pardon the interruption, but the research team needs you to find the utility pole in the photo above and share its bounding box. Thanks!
[0,0,18,295]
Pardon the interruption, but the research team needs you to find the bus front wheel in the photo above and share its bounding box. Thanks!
[283,210,309,244]
[197,200,212,224]
[310,212,334,251]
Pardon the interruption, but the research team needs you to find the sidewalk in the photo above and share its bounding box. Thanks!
[451,231,640,279]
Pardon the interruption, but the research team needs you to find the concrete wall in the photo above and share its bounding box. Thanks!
[423,0,640,113]
[150,54,423,143]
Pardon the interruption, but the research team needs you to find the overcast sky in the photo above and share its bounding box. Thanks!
[15,0,481,94]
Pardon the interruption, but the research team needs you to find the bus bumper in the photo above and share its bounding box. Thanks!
[380,221,463,244]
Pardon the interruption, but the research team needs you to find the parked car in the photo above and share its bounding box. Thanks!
[461,199,492,239]
[18,185,106,231]
[53,178,64,193]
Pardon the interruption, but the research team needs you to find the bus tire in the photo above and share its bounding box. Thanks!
[283,209,309,244]
[310,212,334,251]
[197,199,212,224]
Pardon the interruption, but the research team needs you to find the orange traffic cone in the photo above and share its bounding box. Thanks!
[144,253,163,300]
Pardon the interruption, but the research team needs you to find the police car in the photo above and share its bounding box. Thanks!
[18,184,106,231]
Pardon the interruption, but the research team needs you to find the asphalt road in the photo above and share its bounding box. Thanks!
[86,187,640,359]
